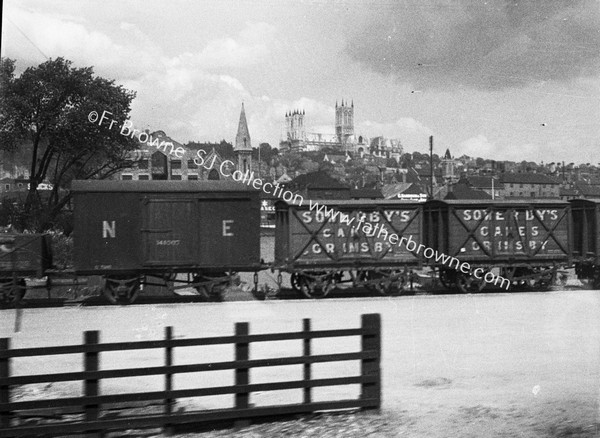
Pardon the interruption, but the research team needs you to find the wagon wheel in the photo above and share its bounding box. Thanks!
[195,283,213,300]
[0,278,26,308]
[592,270,600,290]
[532,268,555,291]
[103,276,140,304]
[290,272,303,295]
[193,275,224,301]
[455,272,486,294]
[505,267,534,291]
[298,272,335,299]
[396,273,408,294]
[362,270,398,295]
[438,268,456,290]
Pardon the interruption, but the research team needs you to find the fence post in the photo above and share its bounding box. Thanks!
[0,338,10,430]
[84,330,101,438]
[303,319,311,404]
[164,326,173,435]
[234,322,250,427]
[360,314,381,410]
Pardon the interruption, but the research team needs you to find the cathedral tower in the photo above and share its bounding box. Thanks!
[235,103,252,173]
[335,99,354,146]
[285,109,305,141]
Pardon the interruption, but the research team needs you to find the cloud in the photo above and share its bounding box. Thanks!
[457,135,498,158]
[4,5,159,79]
[457,135,545,161]
[3,4,283,144]
[345,0,600,90]
[167,22,276,70]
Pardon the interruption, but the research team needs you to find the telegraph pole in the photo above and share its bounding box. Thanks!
[429,135,434,200]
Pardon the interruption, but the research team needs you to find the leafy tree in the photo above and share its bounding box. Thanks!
[386,157,398,168]
[400,153,413,168]
[185,140,234,159]
[0,57,137,231]
[251,142,278,163]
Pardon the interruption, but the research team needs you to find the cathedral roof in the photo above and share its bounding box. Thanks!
[235,103,252,151]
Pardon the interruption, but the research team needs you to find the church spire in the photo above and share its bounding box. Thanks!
[235,103,251,151]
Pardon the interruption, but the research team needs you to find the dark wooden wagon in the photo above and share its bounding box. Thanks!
[570,198,600,288]
[0,234,52,307]
[72,180,262,303]
[424,199,571,292]
[274,199,424,298]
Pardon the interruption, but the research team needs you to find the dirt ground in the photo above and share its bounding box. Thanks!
[1,290,598,437]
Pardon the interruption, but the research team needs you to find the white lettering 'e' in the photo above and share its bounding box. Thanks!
[222,220,234,237]
[102,220,116,238]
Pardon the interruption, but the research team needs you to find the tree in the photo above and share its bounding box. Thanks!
[252,142,277,163]
[386,157,398,168]
[0,57,137,230]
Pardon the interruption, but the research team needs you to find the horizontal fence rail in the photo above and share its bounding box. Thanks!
[0,313,381,437]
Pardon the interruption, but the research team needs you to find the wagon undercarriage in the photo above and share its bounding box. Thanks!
[282,266,418,299]
[437,264,562,294]
[101,270,258,304]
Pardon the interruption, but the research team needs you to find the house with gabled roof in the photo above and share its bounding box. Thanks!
[500,173,560,199]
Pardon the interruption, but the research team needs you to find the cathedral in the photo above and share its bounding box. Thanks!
[279,100,370,154]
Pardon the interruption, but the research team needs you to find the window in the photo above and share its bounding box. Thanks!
[510,192,514,196]
[510,183,513,188]
[17,183,22,188]
[171,160,181,170]
[122,175,133,180]
[171,174,182,180]
[519,192,523,196]
[187,159,197,169]
[5,184,10,190]
[208,169,220,180]
[188,174,198,180]
[138,174,149,180]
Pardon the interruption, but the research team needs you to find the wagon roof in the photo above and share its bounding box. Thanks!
[276,199,424,208]
[569,198,600,204]
[71,180,257,193]
[428,199,569,206]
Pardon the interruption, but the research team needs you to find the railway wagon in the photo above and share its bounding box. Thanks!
[274,199,424,297]
[72,180,261,303]
[424,199,571,292]
[0,234,52,307]
[570,198,600,288]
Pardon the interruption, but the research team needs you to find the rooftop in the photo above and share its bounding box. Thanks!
[500,173,560,185]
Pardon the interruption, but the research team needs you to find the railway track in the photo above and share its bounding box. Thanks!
[5,283,585,309]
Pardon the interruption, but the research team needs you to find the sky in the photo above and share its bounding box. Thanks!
[2,0,599,163]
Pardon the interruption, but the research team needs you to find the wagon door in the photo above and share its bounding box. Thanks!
[142,199,196,265]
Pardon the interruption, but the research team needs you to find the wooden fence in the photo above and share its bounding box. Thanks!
[0,313,381,437]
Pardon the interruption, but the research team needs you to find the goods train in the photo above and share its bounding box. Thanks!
[0,180,599,306]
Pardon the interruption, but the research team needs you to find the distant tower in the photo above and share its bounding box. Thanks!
[285,109,305,141]
[441,148,458,183]
[235,103,252,173]
[335,99,354,150]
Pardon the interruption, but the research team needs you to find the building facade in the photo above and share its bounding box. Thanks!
[500,173,560,198]
[117,103,255,182]
[279,100,369,154]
